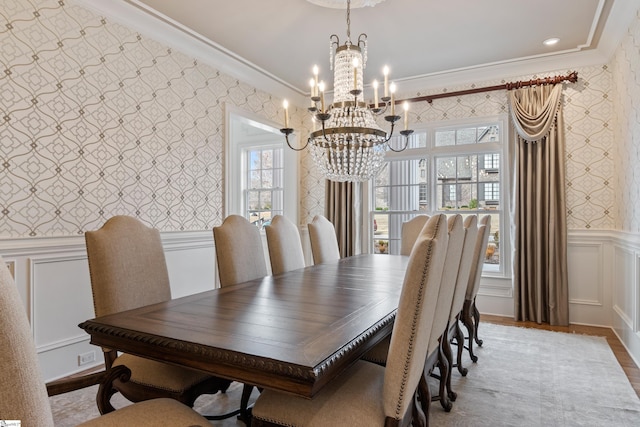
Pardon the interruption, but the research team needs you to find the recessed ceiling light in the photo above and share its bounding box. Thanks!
[543,38,560,46]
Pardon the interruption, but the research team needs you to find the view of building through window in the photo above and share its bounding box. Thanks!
[245,147,284,229]
[372,121,504,272]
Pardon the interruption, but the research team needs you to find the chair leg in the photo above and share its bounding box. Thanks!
[418,374,431,427]
[411,389,426,427]
[472,298,483,347]
[238,384,255,426]
[440,326,457,402]
[436,339,453,411]
[454,319,468,376]
[220,379,232,393]
[462,299,478,363]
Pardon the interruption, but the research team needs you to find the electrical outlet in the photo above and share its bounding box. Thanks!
[78,350,96,366]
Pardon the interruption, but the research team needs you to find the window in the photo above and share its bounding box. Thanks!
[483,182,500,202]
[226,108,298,229]
[483,153,500,171]
[245,147,283,228]
[371,117,507,275]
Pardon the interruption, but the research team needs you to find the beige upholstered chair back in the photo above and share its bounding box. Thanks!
[400,214,430,256]
[466,215,492,300]
[214,214,268,287]
[449,215,479,323]
[85,215,171,317]
[265,215,306,275]
[383,214,448,421]
[427,214,465,353]
[308,214,341,264]
[0,256,55,427]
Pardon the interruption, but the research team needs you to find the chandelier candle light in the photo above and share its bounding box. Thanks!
[280,0,413,182]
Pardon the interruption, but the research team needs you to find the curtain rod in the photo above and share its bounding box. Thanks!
[396,71,578,105]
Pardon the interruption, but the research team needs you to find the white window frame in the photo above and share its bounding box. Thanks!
[225,105,298,224]
[244,146,284,226]
[367,114,510,278]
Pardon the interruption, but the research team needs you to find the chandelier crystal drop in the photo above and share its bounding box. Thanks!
[281,0,412,182]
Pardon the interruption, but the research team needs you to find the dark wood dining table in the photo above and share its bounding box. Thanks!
[79,254,409,401]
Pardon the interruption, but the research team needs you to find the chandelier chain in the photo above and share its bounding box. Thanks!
[346,0,351,41]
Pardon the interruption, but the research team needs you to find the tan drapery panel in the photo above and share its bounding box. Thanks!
[325,180,359,257]
[508,84,569,326]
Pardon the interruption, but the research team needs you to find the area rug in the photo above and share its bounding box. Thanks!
[428,323,640,426]
[50,323,640,426]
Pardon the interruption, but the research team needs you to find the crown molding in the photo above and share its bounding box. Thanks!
[388,0,640,97]
[70,0,636,107]
[597,0,639,61]
[379,0,638,97]
[70,0,308,106]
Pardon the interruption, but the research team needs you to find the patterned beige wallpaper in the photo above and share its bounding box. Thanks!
[0,0,622,237]
[611,8,640,233]
[0,0,296,237]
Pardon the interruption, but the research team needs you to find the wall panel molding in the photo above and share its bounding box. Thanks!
[567,242,604,307]
[0,230,220,381]
[612,243,637,328]
[29,254,94,351]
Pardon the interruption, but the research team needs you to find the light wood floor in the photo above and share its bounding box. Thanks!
[482,314,640,399]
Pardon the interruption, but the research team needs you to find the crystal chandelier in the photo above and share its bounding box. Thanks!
[280,0,412,182]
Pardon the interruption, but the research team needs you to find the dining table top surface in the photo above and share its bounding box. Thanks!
[79,253,410,398]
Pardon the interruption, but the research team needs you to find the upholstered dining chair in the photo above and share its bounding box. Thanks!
[213,214,270,420]
[400,214,430,255]
[461,215,491,363]
[265,215,306,275]
[213,214,268,287]
[423,214,465,411]
[0,255,210,427]
[446,215,479,379]
[251,214,449,427]
[359,214,429,362]
[362,215,465,414]
[85,215,231,415]
[308,214,341,264]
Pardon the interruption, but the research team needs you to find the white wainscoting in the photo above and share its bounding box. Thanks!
[2,227,638,381]
[477,230,612,325]
[610,231,640,369]
[566,230,613,327]
[0,231,219,382]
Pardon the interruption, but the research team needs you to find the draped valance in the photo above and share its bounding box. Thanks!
[509,84,562,142]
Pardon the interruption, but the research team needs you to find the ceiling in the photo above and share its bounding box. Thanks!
[111,0,635,100]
